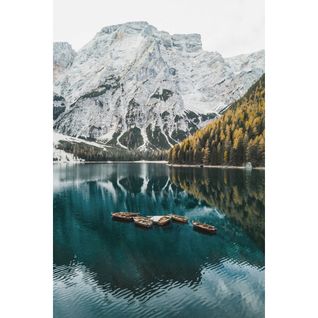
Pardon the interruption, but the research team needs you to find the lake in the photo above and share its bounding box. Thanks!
[53,163,265,318]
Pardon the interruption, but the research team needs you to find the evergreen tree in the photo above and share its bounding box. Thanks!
[202,140,211,165]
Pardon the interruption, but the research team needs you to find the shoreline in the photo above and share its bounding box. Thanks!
[53,160,264,169]
[53,160,168,164]
[167,163,265,170]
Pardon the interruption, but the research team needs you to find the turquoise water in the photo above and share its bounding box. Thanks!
[54,163,265,318]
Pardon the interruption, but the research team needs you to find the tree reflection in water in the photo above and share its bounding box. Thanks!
[170,167,265,250]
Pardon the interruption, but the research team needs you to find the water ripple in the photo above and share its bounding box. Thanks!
[54,256,264,318]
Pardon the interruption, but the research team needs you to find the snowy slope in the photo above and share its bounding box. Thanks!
[53,21,264,150]
[53,132,103,163]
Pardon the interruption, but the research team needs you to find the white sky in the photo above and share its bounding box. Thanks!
[54,0,264,57]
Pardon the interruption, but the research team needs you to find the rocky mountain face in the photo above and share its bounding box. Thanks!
[53,42,76,80]
[53,21,264,150]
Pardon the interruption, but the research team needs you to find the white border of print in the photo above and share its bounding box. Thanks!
[0,0,52,317]
[266,0,318,317]
[1,1,318,318]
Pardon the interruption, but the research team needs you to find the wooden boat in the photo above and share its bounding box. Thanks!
[112,212,139,222]
[169,214,188,224]
[192,221,217,234]
[157,216,171,226]
[149,215,171,226]
[133,216,153,228]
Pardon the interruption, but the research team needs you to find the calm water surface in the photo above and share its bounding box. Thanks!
[54,163,265,318]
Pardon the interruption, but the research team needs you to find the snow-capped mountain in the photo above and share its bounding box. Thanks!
[53,21,264,150]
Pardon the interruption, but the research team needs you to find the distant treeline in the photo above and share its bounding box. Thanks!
[168,75,265,167]
[55,140,167,162]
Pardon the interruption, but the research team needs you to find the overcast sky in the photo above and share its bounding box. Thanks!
[54,0,264,57]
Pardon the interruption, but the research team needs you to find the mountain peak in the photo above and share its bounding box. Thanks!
[53,42,76,68]
[171,33,202,52]
[98,21,153,35]
[94,21,202,52]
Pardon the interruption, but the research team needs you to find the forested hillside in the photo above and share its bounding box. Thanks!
[168,75,265,167]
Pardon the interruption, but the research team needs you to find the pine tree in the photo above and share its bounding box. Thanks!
[202,140,211,165]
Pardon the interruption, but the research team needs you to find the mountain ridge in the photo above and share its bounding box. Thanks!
[53,21,264,151]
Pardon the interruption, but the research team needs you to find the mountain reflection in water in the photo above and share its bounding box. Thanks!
[54,163,265,318]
